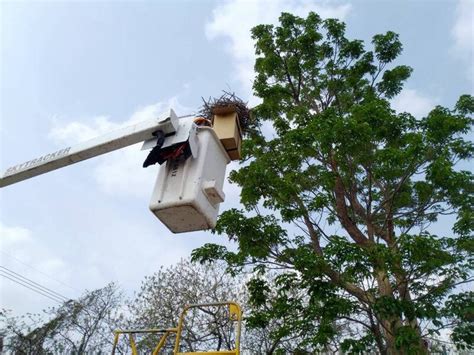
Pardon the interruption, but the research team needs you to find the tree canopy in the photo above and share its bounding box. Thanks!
[192,12,474,354]
[1,283,122,354]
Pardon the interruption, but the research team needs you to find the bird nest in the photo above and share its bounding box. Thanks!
[199,92,251,132]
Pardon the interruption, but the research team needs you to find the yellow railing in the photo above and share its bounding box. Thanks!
[112,327,178,355]
[112,301,242,355]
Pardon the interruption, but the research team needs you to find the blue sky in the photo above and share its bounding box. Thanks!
[1,0,472,315]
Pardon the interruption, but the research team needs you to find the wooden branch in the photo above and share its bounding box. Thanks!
[276,50,300,104]
[340,315,373,330]
[334,174,371,246]
[294,197,323,255]
[324,267,374,305]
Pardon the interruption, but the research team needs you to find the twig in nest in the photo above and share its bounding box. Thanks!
[199,91,251,131]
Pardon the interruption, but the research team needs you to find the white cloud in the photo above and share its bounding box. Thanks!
[0,224,67,279]
[92,145,158,197]
[391,89,436,118]
[0,223,74,313]
[451,0,474,83]
[206,0,352,102]
[0,223,32,247]
[49,97,191,144]
[48,97,194,197]
[452,0,473,53]
[49,115,117,143]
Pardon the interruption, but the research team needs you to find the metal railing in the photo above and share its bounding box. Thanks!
[112,301,242,355]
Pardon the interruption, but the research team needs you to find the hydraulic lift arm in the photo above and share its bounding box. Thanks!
[0,110,179,188]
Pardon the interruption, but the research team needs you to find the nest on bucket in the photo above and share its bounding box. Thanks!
[199,92,251,132]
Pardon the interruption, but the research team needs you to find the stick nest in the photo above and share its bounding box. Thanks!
[199,92,251,131]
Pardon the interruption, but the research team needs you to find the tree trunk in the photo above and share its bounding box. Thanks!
[375,270,402,354]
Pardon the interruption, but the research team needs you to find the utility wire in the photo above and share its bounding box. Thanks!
[0,250,80,294]
[0,266,69,302]
[1,266,120,351]
[0,266,110,318]
[0,265,69,301]
[0,273,65,304]
[1,266,113,337]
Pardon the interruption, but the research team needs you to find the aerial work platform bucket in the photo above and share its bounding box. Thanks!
[149,127,230,233]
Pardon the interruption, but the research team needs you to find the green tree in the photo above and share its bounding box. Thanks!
[193,12,474,354]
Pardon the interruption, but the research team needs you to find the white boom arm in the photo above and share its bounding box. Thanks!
[0,109,179,188]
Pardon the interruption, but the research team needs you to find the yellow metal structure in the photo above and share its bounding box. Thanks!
[111,328,178,355]
[112,302,242,355]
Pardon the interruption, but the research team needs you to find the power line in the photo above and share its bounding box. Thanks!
[0,266,70,303]
[1,266,116,348]
[0,273,65,304]
[0,265,69,301]
[0,250,80,293]
[0,265,115,317]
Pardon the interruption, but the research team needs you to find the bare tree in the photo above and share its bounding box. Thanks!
[126,259,245,352]
[1,283,123,354]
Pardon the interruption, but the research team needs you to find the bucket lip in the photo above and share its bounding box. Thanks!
[196,126,231,163]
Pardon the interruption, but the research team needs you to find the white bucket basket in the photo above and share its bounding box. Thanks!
[149,127,230,233]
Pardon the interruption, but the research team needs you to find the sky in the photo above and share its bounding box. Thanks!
[0,0,472,316]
